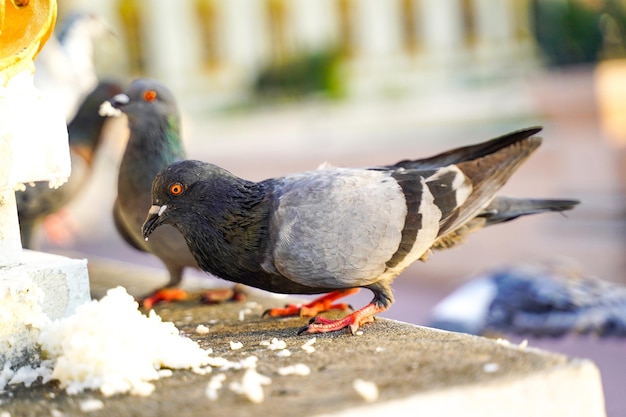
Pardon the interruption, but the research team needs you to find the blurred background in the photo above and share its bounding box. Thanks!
[31,0,626,415]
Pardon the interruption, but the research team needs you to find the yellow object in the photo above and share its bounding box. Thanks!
[0,0,57,85]
[595,59,626,145]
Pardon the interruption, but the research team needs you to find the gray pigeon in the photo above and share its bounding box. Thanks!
[429,260,626,337]
[142,127,579,334]
[103,78,201,309]
[17,80,123,248]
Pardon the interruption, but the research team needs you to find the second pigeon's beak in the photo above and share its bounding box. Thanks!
[142,204,167,241]
[99,93,130,117]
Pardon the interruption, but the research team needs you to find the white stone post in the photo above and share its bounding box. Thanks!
[290,0,339,53]
[352,0,402,59]
[472,0,517,62]
[141,0,200,92]
[0,0,90,368]
[418,0,465,60]
[220,0,270,76]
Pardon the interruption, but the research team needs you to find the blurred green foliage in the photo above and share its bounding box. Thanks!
[252,49,345,100]
[531,0,626,67]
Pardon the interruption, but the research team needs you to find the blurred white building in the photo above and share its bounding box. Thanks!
[57,0,536,101]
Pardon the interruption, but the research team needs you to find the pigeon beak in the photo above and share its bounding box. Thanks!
[98,93,129,117]
[142,204,168,241]
[110,93,130,109]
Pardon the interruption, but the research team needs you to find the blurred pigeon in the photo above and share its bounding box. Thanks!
[35,12,114,121]
[142,127,579,334]
[16,80,123,249]
[102,78,215,309]
[429,260,626,338]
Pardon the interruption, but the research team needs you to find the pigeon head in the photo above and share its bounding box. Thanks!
[142,159,271,281]
[101,78,180,124]
[142,160,242,241]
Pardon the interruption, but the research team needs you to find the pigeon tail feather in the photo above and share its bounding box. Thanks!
[480,196,580,226]
[437,134,542,236]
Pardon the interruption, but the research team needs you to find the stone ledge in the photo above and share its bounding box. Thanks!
[0,250,90,367]
[322,357,603,417]
[0,281,606,417]
[20,250,90,320]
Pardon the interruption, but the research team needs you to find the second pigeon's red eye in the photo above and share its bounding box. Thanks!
[169,182,184,196]
[143,90,157,102]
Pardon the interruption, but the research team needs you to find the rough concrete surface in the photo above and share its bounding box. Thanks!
[0,289,605,417]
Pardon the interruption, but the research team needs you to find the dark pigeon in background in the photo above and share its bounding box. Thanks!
[16,80,123,249]
[142,127,579,335]
[429,260,626,337]
[101,78,212,309]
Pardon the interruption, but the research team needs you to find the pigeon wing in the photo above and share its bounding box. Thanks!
[264,169,412,289]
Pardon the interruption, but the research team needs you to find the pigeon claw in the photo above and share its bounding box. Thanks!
[297,316,355,335]
[42,208,78,246]
[263,288,360,319]
[297,302,383,335]
[263,304,302,318]
[200,285,246,304]
[142,288,189,310]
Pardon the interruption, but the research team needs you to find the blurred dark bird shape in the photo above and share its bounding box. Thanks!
[429,260,626,338]
[142,127,579,334]
[16,80,123,249]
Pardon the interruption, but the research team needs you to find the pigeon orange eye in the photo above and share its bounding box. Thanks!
[169,183,184,196]
[143,90,157,102]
